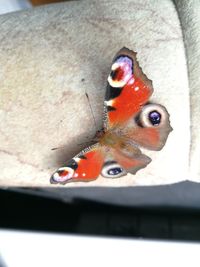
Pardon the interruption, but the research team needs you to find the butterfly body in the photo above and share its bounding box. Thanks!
[98,128,125,148]
[50,47,172,185]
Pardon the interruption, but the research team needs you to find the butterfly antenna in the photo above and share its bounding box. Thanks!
[85,90,98,132]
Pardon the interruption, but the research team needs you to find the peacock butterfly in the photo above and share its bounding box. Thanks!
[50,47,172,184]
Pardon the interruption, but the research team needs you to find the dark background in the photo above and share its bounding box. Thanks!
[1,183,200,241]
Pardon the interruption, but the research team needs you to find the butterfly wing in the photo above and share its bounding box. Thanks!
[125,103,173,151]
[100,104,172,179]
[107,107,171,177]
[105,48,172,151]
[100,145,151,179]
[50,48,172,184]
[50,144,105,184]
[113,149,151,175]
[104,47,153,129]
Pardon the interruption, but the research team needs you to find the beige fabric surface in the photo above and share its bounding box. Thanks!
[0,0,191,187]
[174,0,200,182]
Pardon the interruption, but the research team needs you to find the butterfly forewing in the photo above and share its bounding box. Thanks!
[104,47,153,129]
[50,144,105,184]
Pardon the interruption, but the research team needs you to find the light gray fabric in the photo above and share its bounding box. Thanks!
[174,0,200,182]
[0,0,190,187]
[0,0,200,207]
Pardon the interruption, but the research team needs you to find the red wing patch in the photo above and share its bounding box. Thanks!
[128,127,160,150]
[105,47,153,128]
[107,76,152,126]
[51,145,105,184]
[128,126,172,151]
[113,149,151,175]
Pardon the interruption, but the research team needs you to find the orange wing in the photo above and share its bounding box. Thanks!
[104,47,153,129]
[50,144,105,184]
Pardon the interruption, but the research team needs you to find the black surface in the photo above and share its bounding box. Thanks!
[1,188,200,241]
[40,181,200,209]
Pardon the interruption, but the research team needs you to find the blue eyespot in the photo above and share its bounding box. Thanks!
[108,167,123,176]
[101,162,127,178]
[149,110,161,126]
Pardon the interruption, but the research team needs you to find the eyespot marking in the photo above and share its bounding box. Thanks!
[148,110,161,126]
[101,161,127,178]
[108,56,133,88]
[50,167,74,184]
[137,104,169,128]
[107,167,123,176]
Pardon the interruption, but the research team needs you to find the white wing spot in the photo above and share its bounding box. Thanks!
[53,172,59,179]
[111,62,119,71]
[74,157,81,163]
[105,99,114,106]
[129,78,135,85]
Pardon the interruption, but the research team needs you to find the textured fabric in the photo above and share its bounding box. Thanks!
[174,0,200,182]
[0,0,195,190]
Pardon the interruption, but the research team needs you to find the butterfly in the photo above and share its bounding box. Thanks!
[50,47,172,184]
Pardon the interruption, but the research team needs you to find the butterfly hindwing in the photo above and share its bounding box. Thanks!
[124,103,173,151]
[104,47,153,129]
[100,145,151,179]
[113,149,151,175]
